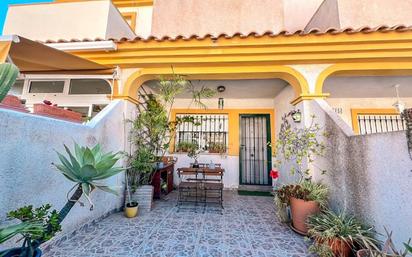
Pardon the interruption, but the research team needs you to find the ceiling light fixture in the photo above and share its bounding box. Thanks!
[217,85,226,93]
[392,84,405,114]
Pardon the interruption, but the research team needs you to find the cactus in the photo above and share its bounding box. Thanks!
[0,63,19,102]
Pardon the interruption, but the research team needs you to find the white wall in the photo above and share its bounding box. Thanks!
[119,6,153,38]
[173,98,276,109]
[306,99,412,248]
[3,0,134,41]
[0,100,135,250]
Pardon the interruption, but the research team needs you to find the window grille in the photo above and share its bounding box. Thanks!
[357,114,406,135]
[175,114,229,153]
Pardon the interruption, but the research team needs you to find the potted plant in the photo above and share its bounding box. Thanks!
[357,228,412,257]
[186,142,201,168]
[128,72,215,211]
[274,113,329,234]
[127,146,156,212]
[124,171,138,218]
[207,142,226,154]
[176,141,192,152]
[0,204,61,257]
[306,209,379,257]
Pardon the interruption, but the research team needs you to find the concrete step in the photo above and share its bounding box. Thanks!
[238,185,272,192]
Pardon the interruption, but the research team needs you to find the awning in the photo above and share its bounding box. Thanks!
[0,35,111,73]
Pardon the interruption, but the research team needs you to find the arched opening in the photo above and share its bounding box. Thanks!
[130,74,302,188]
[324,74,412,135]
[122,65,310,104]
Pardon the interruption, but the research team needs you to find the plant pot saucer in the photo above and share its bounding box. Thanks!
[289,221,308,236]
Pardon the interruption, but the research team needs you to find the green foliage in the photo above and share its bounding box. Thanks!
[0,222,43,245]
[275,113,327,180]
[186,142,201,161]
[307,209,380,257]
[274,180,328,220]
[7,204,61,242]
[128,71,215,190]
[361,228,411,257]
[0,63,19,102]
[207,142,227,154]
[176,141,194,152]
[53,142,125,208]
[128,146,156,189]
[0,204,61,257]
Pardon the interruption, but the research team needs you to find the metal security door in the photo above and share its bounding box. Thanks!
[239,114,272,185]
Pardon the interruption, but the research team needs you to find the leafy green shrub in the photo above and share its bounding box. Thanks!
[307,209,379,257]
[3,204,61,257]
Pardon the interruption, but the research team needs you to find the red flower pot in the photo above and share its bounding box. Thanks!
[33,104,82,123]
[0,95,29,113]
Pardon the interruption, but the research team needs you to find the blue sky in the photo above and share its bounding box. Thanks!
[0,0,52,34]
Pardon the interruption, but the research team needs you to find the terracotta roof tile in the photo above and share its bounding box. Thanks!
[40,25,412,44]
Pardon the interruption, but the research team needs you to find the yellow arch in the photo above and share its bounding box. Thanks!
[121,65,311,105]
[315,62,412,95]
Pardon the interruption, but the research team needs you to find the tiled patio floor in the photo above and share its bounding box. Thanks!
[43,191,314,257]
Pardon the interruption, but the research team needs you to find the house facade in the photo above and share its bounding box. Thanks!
[1,0,412,245]
[3,0,412,186]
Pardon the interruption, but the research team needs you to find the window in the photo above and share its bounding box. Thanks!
[175,114,228,153]
[10,80,24,95]
[91,104,107,117]
[122,12,136,30]
[69,79,111,95]
[356,114,406,135]
[29,81,65,93]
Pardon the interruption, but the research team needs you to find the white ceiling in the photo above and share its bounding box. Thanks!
[144,79,288,99]
[325,76,412,98]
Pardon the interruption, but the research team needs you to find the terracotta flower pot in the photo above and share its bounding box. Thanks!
[328,238,352,257]
[290,197,320,234]
[33,104,82,123]
[0,95,28,113]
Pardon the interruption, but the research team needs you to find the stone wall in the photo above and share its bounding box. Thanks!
[0,100,135,250]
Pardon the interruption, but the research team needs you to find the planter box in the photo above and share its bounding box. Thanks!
[131,185,154,212]
[0,95,28,113]
[33,104,82,123]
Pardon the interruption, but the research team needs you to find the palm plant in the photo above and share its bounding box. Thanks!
[52,142,125,222]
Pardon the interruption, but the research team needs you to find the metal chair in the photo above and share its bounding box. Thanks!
[176,168,199,212]
[202,167,224,212]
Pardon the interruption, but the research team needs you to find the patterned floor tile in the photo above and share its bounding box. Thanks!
[42,191,314,257]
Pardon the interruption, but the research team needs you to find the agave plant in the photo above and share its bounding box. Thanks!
[0,222,43,245]
[52,142,125,222]
[0,63,19,102]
